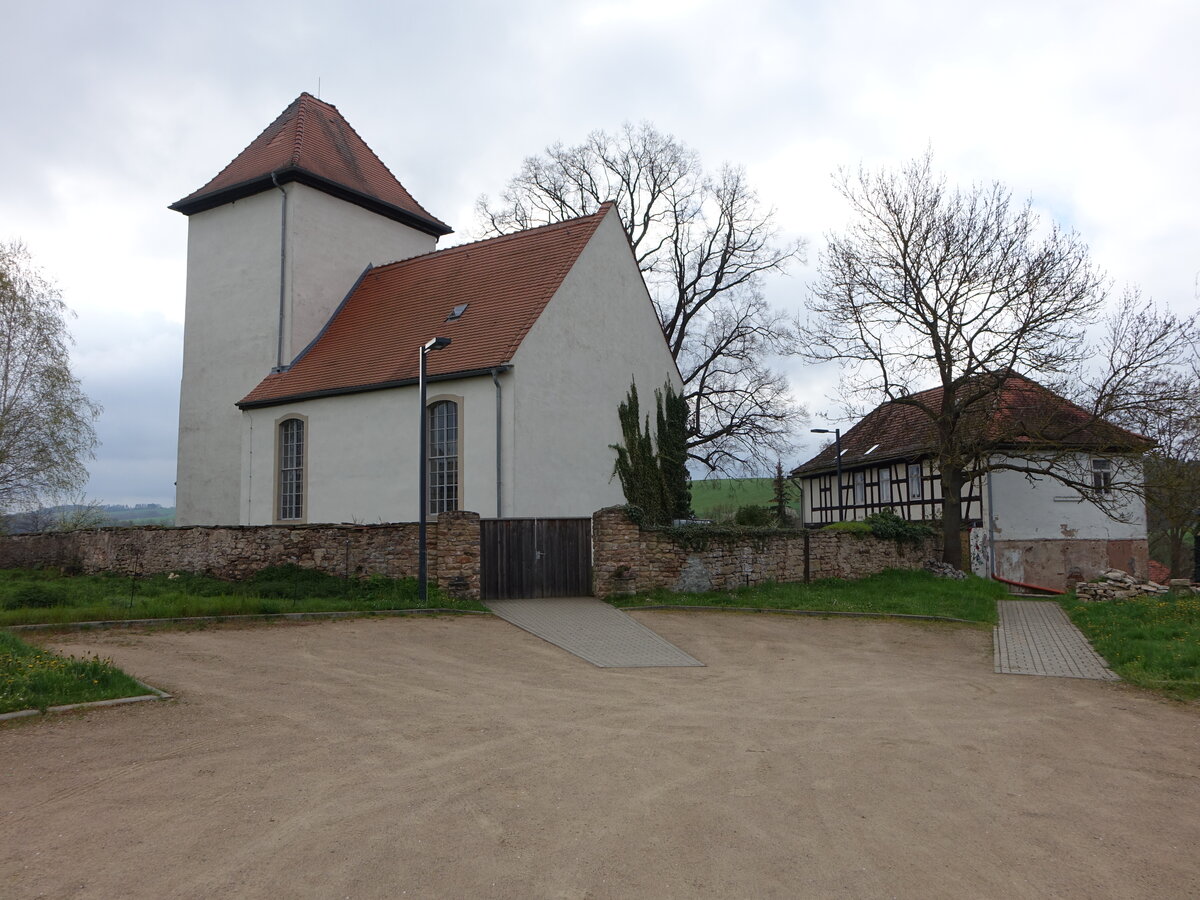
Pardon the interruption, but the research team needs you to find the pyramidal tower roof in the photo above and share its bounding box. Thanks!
[169,93,451,236]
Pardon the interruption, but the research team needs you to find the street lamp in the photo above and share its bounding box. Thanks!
[811,427,844,522]
[419,336,452,605]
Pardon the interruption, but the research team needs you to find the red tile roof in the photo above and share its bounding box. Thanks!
[238,205,614,408]
[170,93,450,235]
[793,373,1152,476]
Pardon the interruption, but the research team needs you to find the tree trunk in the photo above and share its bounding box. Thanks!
[1167,529,1185,579]
[941,466,965,570]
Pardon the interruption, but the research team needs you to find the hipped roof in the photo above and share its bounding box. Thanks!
[238,204,613,408]
[792,373,1152,477]
[169,93,450,236]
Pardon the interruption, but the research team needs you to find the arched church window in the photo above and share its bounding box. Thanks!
[278,418,305,521]
[428,400,458,515]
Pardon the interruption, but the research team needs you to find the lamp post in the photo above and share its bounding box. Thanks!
[811,428,844,522]
[419,336,452,605]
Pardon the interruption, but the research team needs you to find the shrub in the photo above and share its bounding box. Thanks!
[864,508,935,544]
[825,520,872,535]
[733,505,774,527]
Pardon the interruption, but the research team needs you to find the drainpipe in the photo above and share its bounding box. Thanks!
[271,172,289,371]
[986,469,996,578]
[246,417,253,525]
[491,368,503,517]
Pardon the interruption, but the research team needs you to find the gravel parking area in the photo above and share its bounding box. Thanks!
[2,612,1198,898]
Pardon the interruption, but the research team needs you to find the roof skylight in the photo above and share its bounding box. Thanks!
[445,303,469,322]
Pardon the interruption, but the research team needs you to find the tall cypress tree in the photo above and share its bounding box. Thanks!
[612,381,692,526]
[657,384,692,521]
[612,382,665,525]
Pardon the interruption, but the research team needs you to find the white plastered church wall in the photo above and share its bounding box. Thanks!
[240,376,497,525]
[176,183,437,526]
[506,208,682,518]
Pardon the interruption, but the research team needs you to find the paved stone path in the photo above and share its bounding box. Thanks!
[994,599,1118,680]
[485,597,705,668]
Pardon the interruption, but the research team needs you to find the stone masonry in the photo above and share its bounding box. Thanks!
[0,510,483,601]
[591,506,939,596]
[0,507,939,602]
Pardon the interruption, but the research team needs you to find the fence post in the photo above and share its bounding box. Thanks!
[803,529,810,583]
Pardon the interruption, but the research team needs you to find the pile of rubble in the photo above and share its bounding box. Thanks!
[923,558,967,580]
[1076,569,1197,601]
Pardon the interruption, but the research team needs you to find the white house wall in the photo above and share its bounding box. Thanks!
[507,208,682,518]
[983,457,1145,542]
[979,454,1148,586]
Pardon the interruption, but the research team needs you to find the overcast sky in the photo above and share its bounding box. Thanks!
[2,0,1197,506]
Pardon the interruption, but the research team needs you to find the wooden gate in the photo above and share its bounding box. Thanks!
[480,518,592,600]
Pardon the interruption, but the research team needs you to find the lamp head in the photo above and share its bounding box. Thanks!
[424,336,452,352]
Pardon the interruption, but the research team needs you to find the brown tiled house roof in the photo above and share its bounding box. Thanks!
[792,373,1152,477]
[169,93,450,236]
[238,205,614,409]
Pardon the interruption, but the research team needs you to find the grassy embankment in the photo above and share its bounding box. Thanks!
[1061,592,1200,700]
[613,569,1005,624]
[0,565,486,627]
[0,630,149,714]
[689,477,778,520]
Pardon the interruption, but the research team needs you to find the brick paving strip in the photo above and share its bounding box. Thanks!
[485,597,704,667]
[994,599,1118,680]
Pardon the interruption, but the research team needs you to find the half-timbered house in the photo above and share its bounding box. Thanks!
[791,375,1151,589]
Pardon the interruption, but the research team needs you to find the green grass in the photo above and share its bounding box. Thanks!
[0,566,487,626]
[1061,593,1200,700]
[612,569,1004,623]
[0,630,149,714]
[689,477,781,520]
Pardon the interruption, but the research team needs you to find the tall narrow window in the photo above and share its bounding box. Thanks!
[278,418,304,521]
[853,470,865,506]
[907,463,923,500]
[879,468,892,504]
[1091,458,1112,493]
[428,400,459,514]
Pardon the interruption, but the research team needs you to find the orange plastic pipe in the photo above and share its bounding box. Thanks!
[990,572,1065,595]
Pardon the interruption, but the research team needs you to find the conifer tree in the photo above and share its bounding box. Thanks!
[657,385,692,521]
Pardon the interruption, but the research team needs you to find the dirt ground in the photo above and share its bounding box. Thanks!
[2,612,1198,899]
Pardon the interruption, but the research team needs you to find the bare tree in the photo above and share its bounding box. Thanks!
[0,241,101,514]
[806,153,1197,568]
[1108,362,1200,578]
[476,123,806,473]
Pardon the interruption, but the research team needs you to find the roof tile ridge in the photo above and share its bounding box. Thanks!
[176,95,304,201]
[290,94,309,168]
[368,205,610,272]
[320,101,446,226]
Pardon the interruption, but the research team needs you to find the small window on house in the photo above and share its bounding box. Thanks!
[879,468,892,504]
[854,470,865,505]
[278,418,305,521]
[908,463,923,500]
[445,303,469,322]
[428,400,459,514]
[1092,458,1112,493]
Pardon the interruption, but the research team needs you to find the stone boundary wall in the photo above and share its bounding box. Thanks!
[0,507,938,603]
[0,511,483,600]
[592,506,939,596]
